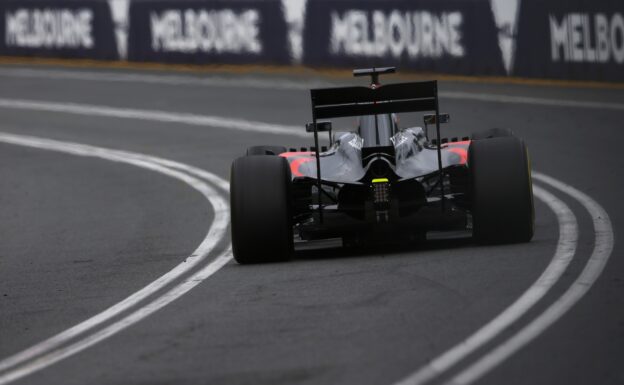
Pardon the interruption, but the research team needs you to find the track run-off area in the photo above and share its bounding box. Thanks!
[0,65,621,385]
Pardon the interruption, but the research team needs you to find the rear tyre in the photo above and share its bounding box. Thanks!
[471,128,513,140]
[469,136,534,243]
[230,155,293,263]
[246,145,287,156]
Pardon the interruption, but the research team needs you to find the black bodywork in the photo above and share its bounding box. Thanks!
[282,67,472,244]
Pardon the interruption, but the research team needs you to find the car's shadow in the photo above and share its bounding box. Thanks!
[293,234,475,262]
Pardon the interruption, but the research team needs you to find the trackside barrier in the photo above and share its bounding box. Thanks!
[127,0,290,65]
[0,0,622,82]
[302,0,506,76]
[0,0,118,60]
[514,0,624,81]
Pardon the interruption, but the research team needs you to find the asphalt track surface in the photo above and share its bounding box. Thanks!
[0,65,622,385]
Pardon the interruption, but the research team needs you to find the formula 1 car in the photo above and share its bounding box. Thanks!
[230,67,534,264]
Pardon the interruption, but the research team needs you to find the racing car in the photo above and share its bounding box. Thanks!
[230,67,534,264]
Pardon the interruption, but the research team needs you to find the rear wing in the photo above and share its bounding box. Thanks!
[308,80,446,222]
[310,81,438,119]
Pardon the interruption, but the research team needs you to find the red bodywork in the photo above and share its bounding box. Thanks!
[280,141,470,179]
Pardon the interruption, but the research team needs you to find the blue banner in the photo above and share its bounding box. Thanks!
[302,0,506,76]
[127,0,290,65]
[0,0,118,60]
[514,0,624,81]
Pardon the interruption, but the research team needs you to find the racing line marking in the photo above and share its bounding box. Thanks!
[394,172,614,385]
[441,173,614,385]
[0,133,232,385]
[0,98,306,138]
[394,184,579,385]
[0,67,333,91]
[0,100,615,384]
[1,96,621,157]
[0,68,622,111]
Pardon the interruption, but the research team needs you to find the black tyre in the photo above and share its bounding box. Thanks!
[469,136,534,243]
[471,128,513,140]
[246,145,287,156]
[230,155,293,263]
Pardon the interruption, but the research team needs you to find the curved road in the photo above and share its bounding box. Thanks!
[0,65,621,385]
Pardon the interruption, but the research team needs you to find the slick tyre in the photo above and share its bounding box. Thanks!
[230,155,293,263]
[469,136,534,243]
[246,145,288,156]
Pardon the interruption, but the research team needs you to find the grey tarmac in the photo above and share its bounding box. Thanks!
[0,65,622,385]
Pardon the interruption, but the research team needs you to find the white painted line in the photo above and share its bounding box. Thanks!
[0,98,306,138]
[0,67,622,111]
[0,133,232,384]
[0,97,621,152]
[0,248,233,385]
[0,100,613,385]
[100,148,231,193]
[0,67,331,90]
[444,173,614,385]
[440,91,624,112]
[393,184,579,385]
